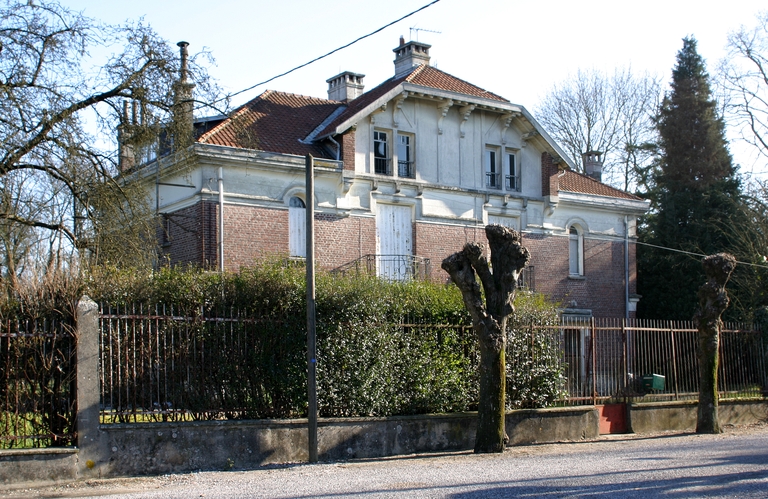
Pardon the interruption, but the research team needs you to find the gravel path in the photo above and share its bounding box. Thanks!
[5,423,768,499]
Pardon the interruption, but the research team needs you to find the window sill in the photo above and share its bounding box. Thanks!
[567,274,586,280]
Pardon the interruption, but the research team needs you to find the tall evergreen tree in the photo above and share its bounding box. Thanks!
[638,37,743,320]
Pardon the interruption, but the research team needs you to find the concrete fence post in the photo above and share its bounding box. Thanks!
[76,296,108,478]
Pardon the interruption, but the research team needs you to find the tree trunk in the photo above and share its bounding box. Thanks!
[693,253,736,434]
[441,225,530,453]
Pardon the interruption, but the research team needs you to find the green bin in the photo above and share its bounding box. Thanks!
[641,374,665,391]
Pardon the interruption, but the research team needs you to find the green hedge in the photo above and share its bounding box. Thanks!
[89,262,564,419]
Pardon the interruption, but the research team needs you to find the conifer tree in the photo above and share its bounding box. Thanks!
[638,37,743,320]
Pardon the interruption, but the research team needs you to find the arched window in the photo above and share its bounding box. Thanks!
[569,225,584,276]
[289,196,306,258]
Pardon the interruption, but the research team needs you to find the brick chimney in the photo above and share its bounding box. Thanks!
[172,41,196,150]
[118,100,138,172]
[393,36,431,76]
[326,72,365,102]
[582,151,603,182]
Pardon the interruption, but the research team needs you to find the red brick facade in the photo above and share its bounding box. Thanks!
[161,202,635,318]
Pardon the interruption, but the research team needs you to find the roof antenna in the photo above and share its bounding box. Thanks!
[409,27,442,41]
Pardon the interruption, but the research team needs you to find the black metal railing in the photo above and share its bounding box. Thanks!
[398,160,415,178]
[331,254,431,281]
[1,317,76,448]
[506,174,519,191]
[486,172,501,189]
[374,157,391,175]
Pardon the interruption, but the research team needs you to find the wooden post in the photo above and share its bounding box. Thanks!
[305,154,318,462]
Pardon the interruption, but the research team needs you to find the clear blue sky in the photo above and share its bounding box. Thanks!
[65,0,767,177]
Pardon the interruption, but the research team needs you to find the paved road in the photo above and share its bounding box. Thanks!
[6,426,768,498]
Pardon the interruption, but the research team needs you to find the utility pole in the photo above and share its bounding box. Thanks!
[305,154,318,462]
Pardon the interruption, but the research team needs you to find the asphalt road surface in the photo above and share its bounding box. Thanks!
[5,424,768,498]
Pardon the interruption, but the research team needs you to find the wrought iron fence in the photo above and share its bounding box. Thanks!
[550,318,767,405]
[97,307,766,422]
[1,317,76,449]
[99,303,307,423]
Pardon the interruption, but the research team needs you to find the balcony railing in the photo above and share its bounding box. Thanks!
[506,174,520,191]
[374,157,391,175]
[486,172,501,189]
[331,254,431,281]
[398,160,415,178]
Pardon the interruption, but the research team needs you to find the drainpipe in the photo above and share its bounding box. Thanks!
[624,215,629,319]
[218,167,224,273]
[327,135,341,161]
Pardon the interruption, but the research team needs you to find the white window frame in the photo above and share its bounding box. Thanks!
[506,151,520,191]
[289,196,306,258]
[396,133,415,178]
[373,130,391,175]
[568,225,584,276]
[485,146,501,189]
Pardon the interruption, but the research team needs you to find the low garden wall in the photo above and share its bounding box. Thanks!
[628,399,768,433]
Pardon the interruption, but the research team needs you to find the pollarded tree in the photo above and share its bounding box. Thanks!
[694,253,736,434]
[442,225,530,453]
[638,37,745,321]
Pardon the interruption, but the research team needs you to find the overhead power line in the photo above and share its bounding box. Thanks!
[207,0,442,109]
[635,240,768,270]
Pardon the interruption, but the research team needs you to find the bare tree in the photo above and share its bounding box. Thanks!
[719,12,768,171]
[536,68,661,192]
[0,0,220,276]
[441,225,530,453]
[694,253,736,434]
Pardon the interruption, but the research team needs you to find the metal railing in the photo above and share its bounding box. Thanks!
[96,308,765,422]
[506,174,520,191]
[1,317,76,449]
[486,171,502,189]
[398,160,415,178]
[547,318,766,405]
[331,254,431,281]
[374,157,391,175]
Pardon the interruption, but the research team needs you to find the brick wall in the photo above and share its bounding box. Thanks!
[159,201,218,268]
[413,222,486,283]
[524,232,630,318]
[222,204,289,269]
[340,131,356,171]
[161,202,633,317]
[541,152,559,196]
[315,213,376,269]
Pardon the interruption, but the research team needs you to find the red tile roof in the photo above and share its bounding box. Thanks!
[318,65,509,137]
[406,65,508,102]
[197,90,342,158]
[558,170,642,200]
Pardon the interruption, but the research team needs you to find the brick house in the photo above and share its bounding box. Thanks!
[123,39,648,319]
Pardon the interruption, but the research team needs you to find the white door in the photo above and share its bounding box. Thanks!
[288,197,306,258]
[376,204,412,280]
